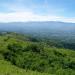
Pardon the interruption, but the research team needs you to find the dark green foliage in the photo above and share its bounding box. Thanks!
[63,61,75,69]
[26,44,40,53]
[25,43,44,53]
[0,32,75,75]
[3,42,75,74]
[7,43,24,53]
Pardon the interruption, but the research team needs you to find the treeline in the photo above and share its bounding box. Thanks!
[29,36,75,50]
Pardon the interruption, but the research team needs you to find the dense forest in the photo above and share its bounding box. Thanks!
[0,32,75,75]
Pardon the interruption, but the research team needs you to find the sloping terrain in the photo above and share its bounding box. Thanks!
[0,32,75,75]
[0,59,50,75]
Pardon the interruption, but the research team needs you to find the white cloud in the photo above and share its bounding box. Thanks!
[0,11,75,23]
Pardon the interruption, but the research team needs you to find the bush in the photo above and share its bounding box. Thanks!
[7,43,24,54]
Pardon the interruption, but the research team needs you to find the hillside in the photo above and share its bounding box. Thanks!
[0,59,51,75]
[0,32,75,75]
[0,22,75,50]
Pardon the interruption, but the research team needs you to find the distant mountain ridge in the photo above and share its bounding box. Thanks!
[0,21,75,39]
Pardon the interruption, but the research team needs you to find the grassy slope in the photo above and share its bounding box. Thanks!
[0,33,51,75]
[0,32,75,75]
[0,59,51,75]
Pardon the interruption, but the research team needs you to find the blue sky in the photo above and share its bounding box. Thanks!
[0,0,75,22]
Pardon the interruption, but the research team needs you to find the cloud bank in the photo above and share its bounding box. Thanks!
[0,11,75,23]
[0,0,75,23]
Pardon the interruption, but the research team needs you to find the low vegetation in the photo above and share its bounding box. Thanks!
[0,32,75,75]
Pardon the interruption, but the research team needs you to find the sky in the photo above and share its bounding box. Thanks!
[0,0,75,22]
